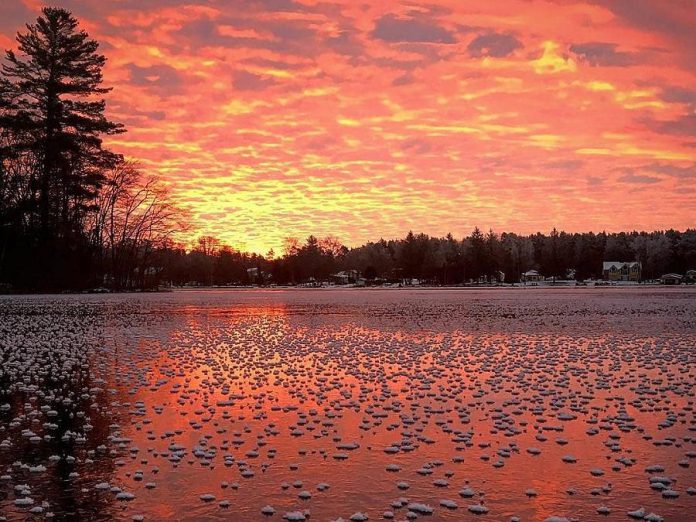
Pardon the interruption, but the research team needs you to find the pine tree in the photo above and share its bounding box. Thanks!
[0,7,123,239]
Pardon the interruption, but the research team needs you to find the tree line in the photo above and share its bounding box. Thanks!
[1,9,694,292]
[156,228,695,288]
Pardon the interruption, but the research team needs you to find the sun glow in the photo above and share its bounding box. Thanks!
[3,0,693,252]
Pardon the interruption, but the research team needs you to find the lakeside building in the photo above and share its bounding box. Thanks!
[602,261,641,282]
[521,270,543,283]
[330,270,361,285]
[660,273,683,285]
[247,267,271,284]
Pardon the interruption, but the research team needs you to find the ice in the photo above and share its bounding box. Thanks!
[458,487,476,498]
[0,289,694,520]
[644,514,664,522]
[407,503,434,514]
[439,499,458,509]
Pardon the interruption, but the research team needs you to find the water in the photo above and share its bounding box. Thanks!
[1,288,695,521]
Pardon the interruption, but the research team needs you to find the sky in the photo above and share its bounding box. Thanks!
[1,0,695,253]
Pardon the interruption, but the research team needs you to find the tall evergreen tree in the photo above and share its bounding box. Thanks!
[0,7,123,288]
[467,227,486,281]
[0,7,123,236]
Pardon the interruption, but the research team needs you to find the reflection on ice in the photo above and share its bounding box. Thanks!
[1,288,695,521]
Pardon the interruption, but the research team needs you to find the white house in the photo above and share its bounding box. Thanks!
[521,269,543,283]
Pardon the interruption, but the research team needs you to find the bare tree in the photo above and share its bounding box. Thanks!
[319,236,345,258]
[195,235,221,257]
[283,237,300,257]
[89,161,186,289]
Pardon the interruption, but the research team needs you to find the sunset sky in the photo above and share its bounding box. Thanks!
[2,0,695,253]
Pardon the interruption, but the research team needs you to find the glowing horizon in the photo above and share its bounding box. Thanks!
[2,0,694,253]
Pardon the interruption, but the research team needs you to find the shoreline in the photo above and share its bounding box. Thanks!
[2,283,694,297]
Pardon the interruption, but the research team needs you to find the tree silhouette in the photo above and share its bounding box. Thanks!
[1,8,123,233]
[1,7,123,288]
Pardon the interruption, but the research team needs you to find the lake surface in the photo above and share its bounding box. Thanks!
[1,288,695,521]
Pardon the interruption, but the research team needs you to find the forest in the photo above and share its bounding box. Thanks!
[1,8,694,292]
[157,228,696,288]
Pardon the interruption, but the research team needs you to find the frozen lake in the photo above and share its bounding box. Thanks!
[1,288,695,521]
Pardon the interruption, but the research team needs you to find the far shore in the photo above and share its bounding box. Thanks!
[2,282,695,297]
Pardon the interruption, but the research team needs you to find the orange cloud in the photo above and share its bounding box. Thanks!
[3,0,694,253]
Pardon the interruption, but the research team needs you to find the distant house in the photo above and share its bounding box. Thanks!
[247,267,271,284]
[521,269,543,283]
[602,261,641,282]
[660,273,683,285]
[330,270,360,285]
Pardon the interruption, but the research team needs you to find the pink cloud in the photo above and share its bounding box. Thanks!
[2,1,694,253]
